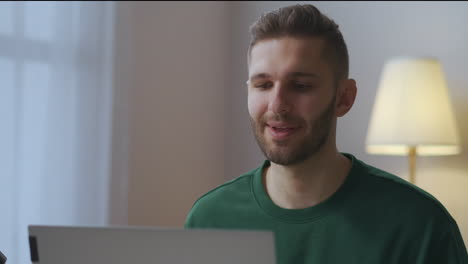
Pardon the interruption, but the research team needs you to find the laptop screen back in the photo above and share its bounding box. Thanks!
[28,225,276,264]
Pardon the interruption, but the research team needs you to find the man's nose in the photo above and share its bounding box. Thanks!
[269,83,291,114]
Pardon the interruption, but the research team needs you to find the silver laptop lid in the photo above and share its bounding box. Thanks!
[28,225,276,264]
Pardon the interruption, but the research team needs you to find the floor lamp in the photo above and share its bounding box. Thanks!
[365,57,461,184]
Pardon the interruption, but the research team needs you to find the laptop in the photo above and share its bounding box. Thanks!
[28,225,276,264]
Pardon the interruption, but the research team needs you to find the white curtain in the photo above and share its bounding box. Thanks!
[0,2,116,263]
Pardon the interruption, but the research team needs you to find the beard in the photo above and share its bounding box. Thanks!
[250,94,336,166]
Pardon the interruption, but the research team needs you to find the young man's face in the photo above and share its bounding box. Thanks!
[247,37,338,165]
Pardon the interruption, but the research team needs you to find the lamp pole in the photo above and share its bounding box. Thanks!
[408,146,417,184]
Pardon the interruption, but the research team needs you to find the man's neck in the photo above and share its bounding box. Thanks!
[263,148,351,209]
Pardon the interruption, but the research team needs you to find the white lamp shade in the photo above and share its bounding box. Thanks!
[366,57,461,156]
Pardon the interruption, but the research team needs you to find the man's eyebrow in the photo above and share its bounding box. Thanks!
[248,72,319,81]
[248,73,271,82]
[287,72,320,78]
[247,72,319,84]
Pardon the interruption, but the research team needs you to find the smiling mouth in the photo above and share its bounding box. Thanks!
[266,125,300,140]
[272,126,295,131]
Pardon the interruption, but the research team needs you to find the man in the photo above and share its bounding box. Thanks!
[185,4,468,264]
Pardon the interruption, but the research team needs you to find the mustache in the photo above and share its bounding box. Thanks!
[260,112,303,125]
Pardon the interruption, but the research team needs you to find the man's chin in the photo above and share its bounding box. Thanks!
[266,154,305,166]
[270,136,305,149]
[263,147,303,165]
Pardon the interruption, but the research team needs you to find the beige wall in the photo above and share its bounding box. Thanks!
[113,1,468,241]
[114,1,229,227]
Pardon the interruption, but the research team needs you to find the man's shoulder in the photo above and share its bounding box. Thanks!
[185,165,261,227]
[356,158,455,224]
[356,158,468,261]
[193,169,255,206]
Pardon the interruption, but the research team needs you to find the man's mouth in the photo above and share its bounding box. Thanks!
[266,124,300,139]
[271,126,295,131]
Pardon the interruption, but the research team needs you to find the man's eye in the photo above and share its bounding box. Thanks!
[294,83,312,90]
[254,82,273,89]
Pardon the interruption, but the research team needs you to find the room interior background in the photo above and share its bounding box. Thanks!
[1,2,467,264]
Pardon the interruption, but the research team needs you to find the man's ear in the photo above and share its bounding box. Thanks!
[335,78,357,117]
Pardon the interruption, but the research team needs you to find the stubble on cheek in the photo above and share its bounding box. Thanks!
[249,113,304,161]
[248,93,336,166]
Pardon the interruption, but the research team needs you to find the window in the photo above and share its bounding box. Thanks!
[0,2,115,263]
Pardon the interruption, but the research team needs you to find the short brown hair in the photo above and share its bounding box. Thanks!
[248,4,349,81]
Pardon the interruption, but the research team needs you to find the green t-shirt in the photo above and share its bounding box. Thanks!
[185,153,468,264]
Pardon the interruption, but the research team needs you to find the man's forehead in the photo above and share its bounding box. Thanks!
[248,40,326,82]
[248,37,326,75]
[249,36,325,60]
